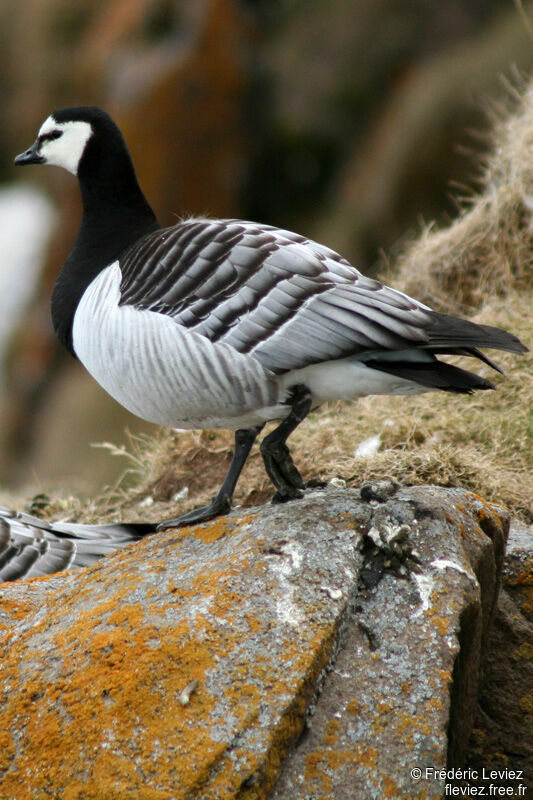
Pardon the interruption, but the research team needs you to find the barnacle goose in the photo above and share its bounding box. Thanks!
[15,106,527,530]
[0,506,152,582]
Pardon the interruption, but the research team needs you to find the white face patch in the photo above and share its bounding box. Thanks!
[37,116,93,175]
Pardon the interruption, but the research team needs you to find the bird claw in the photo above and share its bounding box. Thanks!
[271,488,304,504]
[157,494,231,530]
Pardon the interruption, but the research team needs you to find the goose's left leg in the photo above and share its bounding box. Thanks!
[260,384,312,503]
[157,425,263,530]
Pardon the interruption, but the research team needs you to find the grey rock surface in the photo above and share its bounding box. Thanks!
[269,487,509,800]
[0,486,510,800]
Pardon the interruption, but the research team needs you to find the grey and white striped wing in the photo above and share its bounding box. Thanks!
[118,218,433,374]
[0,506,153,582]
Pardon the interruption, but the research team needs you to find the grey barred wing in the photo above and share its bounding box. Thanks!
[118,218,434,375]
[0,506,152,581]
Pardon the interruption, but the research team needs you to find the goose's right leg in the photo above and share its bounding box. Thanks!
[260,384,312,503]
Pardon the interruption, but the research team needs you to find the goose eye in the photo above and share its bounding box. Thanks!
[49,130,63,140]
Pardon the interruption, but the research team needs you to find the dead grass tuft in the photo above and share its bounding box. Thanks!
[393,78,533,314]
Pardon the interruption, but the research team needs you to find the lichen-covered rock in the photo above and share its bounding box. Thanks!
[270,488,508,800]
[501,521,533,622]
[0,486,509,799]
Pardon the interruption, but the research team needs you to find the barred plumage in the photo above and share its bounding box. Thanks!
[118,219,429,370]
[0,506,152,582]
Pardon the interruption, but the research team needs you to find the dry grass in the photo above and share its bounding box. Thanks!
[5,79,532,525]
[393,78,533,313]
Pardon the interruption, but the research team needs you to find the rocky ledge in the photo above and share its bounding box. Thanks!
[0,485,529,799]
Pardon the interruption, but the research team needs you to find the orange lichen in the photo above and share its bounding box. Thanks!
[430,616,451,635]
[436,668,452,684]
[245,613,262,633]
[346,699,360,715]
[396,711,432,738]
[383,775,400,798]
[3,481,498,798]
[376,700,394,714]
[0,596,35,624]
[0,730,16,774]
[425,698,444,712]
[512,642,533,661]
[188,515,230,543]
[463,493,507,532]
[322,717,341,746]
[324,750,353,769]
[1,574,217,795]
[304,749,354,794]
[353,745,379,768]
[519,595,533,616]
[519,695,533,713]
[304,751,334,794]
[183,513,257,544]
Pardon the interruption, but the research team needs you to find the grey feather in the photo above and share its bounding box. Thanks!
[114,218,526,387]
[0,506,153,582]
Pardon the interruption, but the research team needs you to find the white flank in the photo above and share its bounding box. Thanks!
[72,264,282,429]
[280,358,431,403]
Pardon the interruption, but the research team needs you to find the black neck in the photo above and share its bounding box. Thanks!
[51,149,160,354]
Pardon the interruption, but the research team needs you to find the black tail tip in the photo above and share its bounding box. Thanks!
[504,333,529,355]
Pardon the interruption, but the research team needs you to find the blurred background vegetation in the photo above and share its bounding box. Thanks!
[0,0,531,500]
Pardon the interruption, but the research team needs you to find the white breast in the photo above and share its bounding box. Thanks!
[72,264,283,429]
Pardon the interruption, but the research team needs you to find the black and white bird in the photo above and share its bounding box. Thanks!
[14,106,527,530]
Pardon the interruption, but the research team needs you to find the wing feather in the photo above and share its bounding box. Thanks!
[0,506,152,581]
[117,218,437,374]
